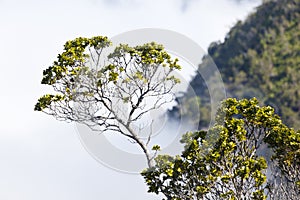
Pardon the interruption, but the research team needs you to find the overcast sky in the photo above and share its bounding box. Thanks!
[0,0,261,199]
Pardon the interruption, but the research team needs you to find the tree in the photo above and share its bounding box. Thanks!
[266,116,300,199]
[142,98,300,199]
[34,36,181,168]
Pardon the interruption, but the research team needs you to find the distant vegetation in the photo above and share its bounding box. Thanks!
[172,0,300,129]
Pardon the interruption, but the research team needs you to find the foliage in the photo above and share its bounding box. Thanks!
[35,36,181,167]
[171,0,300,129]
[142,98,300,199]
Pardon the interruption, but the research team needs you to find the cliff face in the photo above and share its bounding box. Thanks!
[174,0,300,129]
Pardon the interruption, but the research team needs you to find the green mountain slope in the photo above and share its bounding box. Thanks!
[174,0,300,129]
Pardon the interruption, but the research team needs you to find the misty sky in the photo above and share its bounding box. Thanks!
[0,0,261,199]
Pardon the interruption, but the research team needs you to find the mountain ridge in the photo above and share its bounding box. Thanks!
[173,0,300,129]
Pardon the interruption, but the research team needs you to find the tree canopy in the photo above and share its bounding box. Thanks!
[142,98,300,199]
[34,36,181,167]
